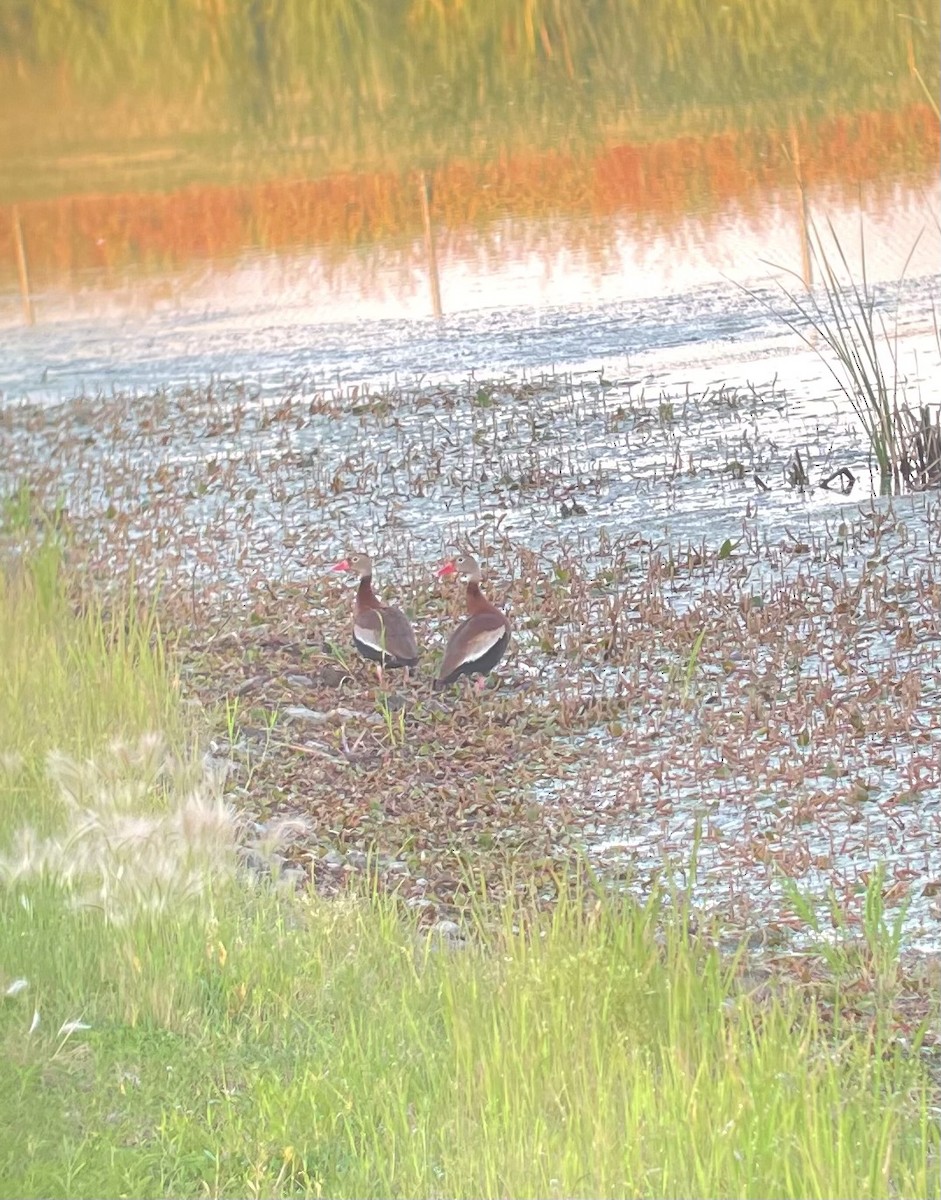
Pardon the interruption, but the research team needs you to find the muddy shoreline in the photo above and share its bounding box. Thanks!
[3,360,940,954]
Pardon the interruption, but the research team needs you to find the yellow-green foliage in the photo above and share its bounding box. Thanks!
[2,0,936,194]
[0,543,936,1198]
[0,540,178,765]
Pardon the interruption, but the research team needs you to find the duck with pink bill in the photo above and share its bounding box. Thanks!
[331,554,419,686]
[434,554,510,690]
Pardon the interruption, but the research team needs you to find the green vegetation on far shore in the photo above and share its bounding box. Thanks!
[1,0,937,201]
[0,529,937,1197]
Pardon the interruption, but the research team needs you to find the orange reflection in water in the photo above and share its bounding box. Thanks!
[0,103,937,323]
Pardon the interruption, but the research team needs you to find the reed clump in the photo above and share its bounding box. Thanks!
[764,220,940,493]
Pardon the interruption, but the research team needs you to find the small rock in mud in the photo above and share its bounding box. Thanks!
[283,705,325,723]
[285,673,317,688]
[321,665,351,689]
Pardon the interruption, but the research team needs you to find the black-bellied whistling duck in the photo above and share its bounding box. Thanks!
[435,555,510,690]
[331,554,419,685]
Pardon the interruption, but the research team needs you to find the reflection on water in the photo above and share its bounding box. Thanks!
[0,2,938,322]
[2,3,941,954]
[3,281,940,944]
[1,185,937,330]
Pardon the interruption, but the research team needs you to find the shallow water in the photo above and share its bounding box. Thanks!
[2,261,938,564]
[1,1,940,948]
[2,254,940,948]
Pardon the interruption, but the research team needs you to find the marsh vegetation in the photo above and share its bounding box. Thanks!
[1,3,939,1195]
[0,534,938,1198]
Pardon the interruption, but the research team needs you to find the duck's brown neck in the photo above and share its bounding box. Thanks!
[466,579,494,615]
[356,574,380,609]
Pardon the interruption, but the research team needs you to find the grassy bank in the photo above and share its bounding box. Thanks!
[0,540,937,1198]
[7,0,936,133]
[2,0,937,204]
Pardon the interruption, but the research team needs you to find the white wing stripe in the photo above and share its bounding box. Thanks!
[453,624,505,666]
[353,620,388,653]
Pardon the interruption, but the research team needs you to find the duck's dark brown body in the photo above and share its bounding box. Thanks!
[352,576,419,669]
[435,557,510,689]
[333,555,419,674]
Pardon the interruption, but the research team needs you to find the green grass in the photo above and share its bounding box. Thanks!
[1,0,936,201]
[0,530,179,747]
[0,537,937,1198]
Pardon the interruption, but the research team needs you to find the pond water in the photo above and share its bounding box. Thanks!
[1,3,939,331]
[1,2,940,946]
